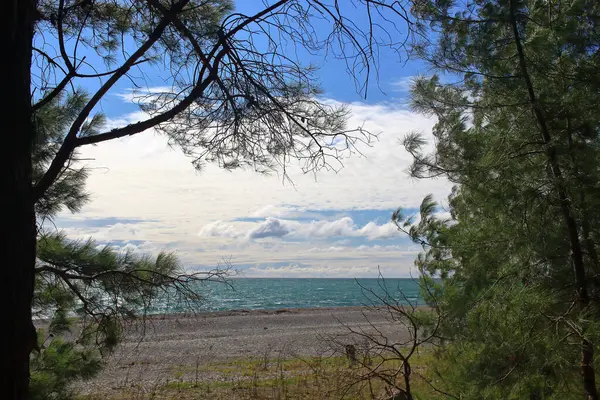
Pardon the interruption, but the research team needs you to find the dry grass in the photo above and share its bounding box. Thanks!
[79,350,444,400]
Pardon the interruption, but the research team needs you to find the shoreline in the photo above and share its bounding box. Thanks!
[36,304,427,324]
[144,303,429,319]
[129,305,372,319]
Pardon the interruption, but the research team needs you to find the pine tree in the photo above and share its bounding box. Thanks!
[30,92,221,399]
[396,1,600,398]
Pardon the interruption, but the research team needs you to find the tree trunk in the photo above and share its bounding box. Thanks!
[509,1,598,398]
[403,361,413,400]
[1,0,37,398]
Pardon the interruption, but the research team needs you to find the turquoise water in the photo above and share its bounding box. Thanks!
[151,278,423,313]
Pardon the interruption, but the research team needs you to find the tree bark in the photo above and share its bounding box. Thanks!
[1,0,38,398]
[403,361,413,400]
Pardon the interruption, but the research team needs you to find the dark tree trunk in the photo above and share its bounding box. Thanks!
[403,361,413,400]
[509,1,598,398]
[1,0,38,398]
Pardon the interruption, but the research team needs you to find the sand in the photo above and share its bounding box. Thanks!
[73,307,411,394]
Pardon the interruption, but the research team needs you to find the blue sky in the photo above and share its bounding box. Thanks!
[233,2,427,104]
[48,1,451,277]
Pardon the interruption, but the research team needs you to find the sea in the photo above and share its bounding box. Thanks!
[149,278,423,313]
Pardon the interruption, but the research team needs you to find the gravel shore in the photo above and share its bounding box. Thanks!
[75,307,410,394]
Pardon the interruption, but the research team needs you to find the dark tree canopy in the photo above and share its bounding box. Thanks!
[395,0,600,399]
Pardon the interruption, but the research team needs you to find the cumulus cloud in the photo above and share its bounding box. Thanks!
[107,222,139,236]
[56,97,452,277]
[199,220,242,238]
[358,221,399,240]
[300,217,355,238]
[247,218,292,239]
[199,216,401,241]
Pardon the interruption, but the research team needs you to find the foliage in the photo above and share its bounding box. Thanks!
[31,230,217,398]
[30,328,102,400]
[395,0,600,398]
[31,0,414,197]
[29,85,225,399]
[33,89,97,220]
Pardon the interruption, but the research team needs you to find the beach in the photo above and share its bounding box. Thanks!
[74,306,412,396]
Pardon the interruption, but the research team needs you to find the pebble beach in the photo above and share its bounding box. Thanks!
[73,307,411,395]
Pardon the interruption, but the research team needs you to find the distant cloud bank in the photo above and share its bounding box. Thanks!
[199,216,400,241]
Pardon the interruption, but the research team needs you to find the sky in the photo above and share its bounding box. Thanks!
[49,1,452,278]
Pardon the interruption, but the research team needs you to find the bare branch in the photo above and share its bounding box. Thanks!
[33,0,191,201]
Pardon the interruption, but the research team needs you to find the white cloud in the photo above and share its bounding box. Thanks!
[60,222,154,241]
[106,222,139,237]
[308,245,350,252]
[327,246,345,252]
[358,221,399,240]
[241,262,418,278]
[76,101,448,223]
[199,220,243,238]
[300,217,355,238]
[251,205,300,218]
[112,241,159,255]
[247,218,292,239]
[115,86,175,104]
[391,76,418,92]
[198,216,401,242]
[57,98,451,277]
[249,204,333,220]
[435,211,452,220]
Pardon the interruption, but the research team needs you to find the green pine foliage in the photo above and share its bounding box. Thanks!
[396,1,600,398]
[30,85,210,399]
[30,326,102,400]
[35,232,193,351]
[33,90,98,219]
